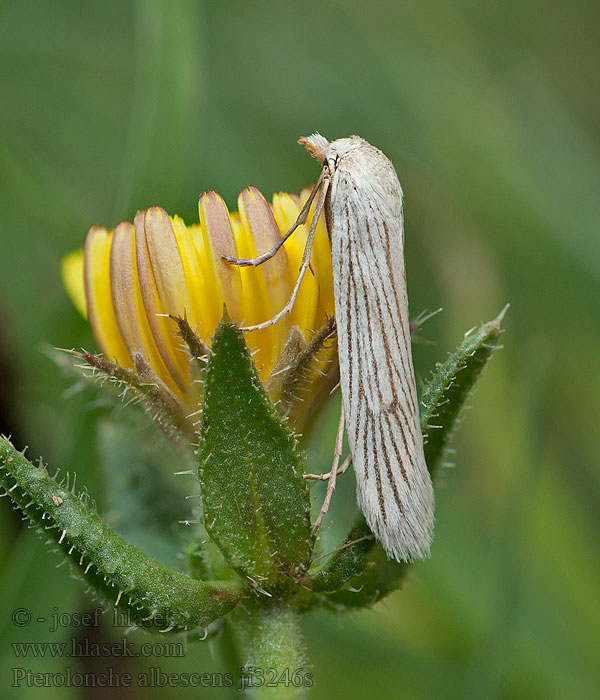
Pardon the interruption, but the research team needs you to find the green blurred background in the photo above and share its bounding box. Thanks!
[1,0,599,698]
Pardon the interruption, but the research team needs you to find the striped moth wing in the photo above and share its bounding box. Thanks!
[302,134,435,562]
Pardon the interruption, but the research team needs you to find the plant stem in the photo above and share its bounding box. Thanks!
[236,597,310,699]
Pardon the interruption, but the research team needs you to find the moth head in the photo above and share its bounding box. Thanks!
[298,133,330,164]
[299,133,367,170]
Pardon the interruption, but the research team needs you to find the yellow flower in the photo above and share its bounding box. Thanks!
[63,186,337,427]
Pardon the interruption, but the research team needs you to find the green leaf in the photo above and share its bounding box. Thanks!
[0,437,243,633]
[306,309,506,607]
[198,316,312,590]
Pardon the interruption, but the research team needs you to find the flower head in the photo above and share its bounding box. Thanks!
[64,186,337,431]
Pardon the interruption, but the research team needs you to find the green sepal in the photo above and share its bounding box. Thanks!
[198,315,313,590]
[0,437,243,633]
[72,349,195,441]
[266,317,336,422]
[309,516,375,594]
[306,309,506,607]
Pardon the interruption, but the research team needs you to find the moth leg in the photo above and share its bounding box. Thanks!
[239,176,330,333]
[311,404,345,534]
[221,171,324,267]
[303,455,351,482]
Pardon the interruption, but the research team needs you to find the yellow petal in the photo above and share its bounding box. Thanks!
[61,249,87,319]
[83,227,131,367]
[198,192,243,321]
[226,212,275,378]
[293,187,337,398]
[136,207,190,390]
[109,220,182,397]
[238,186,292,371]
[239,186,291,311]
[171,216,220,342]
[299,186,334,328]
[271,192,319,337]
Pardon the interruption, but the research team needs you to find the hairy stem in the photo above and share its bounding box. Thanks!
[235,598,310,699]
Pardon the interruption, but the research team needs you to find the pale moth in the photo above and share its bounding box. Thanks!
[224,134,434,562]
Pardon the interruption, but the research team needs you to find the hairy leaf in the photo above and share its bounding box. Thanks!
[198,316,312,590]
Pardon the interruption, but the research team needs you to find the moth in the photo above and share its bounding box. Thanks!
[224,134,434,562]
